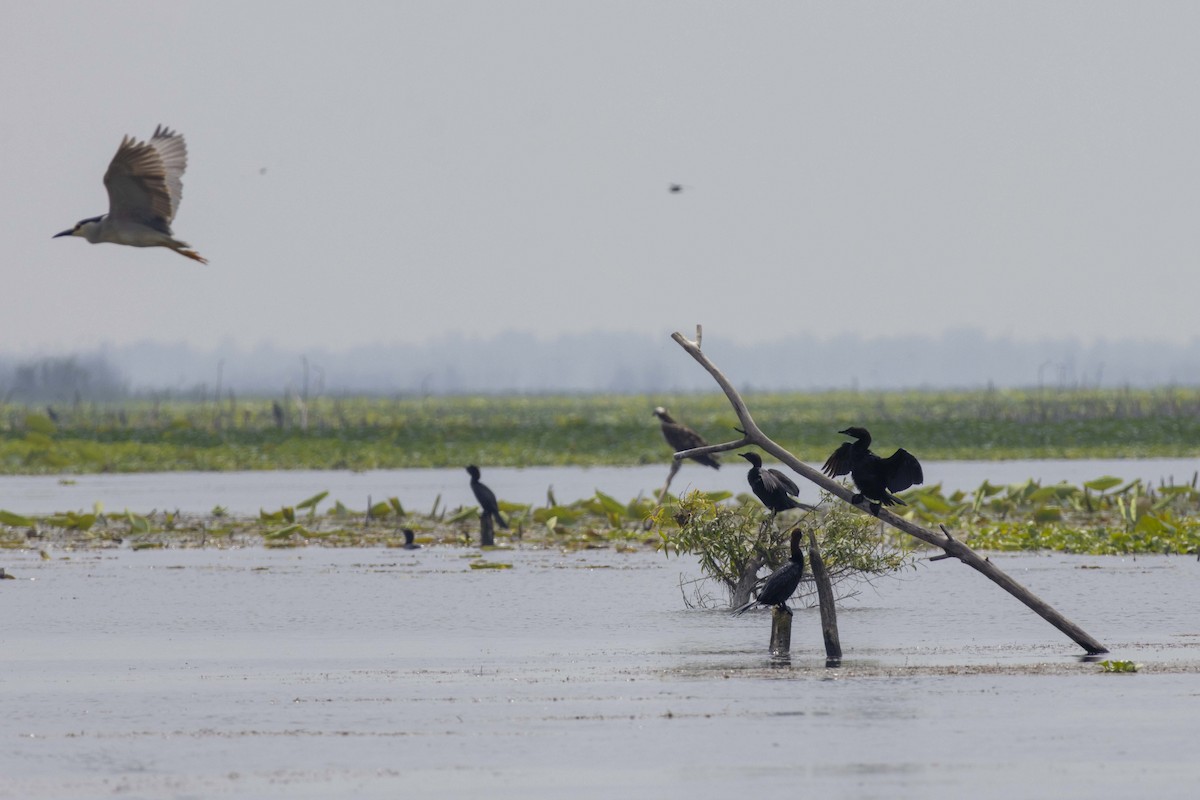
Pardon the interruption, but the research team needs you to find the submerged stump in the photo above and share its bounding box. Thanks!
[769,606,792,655]
[808,532,842,666]
[480,514,495,547]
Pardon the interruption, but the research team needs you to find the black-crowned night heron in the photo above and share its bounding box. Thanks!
[54,125,207,264]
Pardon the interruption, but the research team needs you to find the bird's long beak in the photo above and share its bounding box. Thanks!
[53,229,74,238]
[837,428,852,435]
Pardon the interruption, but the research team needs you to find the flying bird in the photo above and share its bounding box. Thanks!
[54,125,207,264]
[732,527,806,616]
[740,452,812,514]
[821,426,924,515]
[653,407,719,469]
[466,465,508,530]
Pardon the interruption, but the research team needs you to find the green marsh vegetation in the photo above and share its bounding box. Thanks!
[899,474,1200,555]
[5,385,1200,473]
[5,473,1199,558]
[4,387,1200,558]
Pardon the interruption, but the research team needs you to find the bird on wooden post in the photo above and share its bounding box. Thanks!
[465,465,508,534]
[740,452,813,515]
[732,528,806,615]
[821,426,923,515]
[54,125,207,264]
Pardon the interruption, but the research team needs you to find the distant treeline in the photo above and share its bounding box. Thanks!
[0,356,129,404]
[6,328,1200,398]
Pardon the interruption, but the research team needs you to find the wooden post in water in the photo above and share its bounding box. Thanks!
[480,513,495,548]
[769,607,792,656]
[808,532,842,666]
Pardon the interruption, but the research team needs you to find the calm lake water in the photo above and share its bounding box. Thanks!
[2,548,1198,799]
[1,458,1197,515]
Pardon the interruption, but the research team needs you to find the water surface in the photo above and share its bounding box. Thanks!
[2,548,1197,799]
[2,457,1196,515]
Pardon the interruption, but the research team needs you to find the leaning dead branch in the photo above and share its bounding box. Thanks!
[670,328,1108,655]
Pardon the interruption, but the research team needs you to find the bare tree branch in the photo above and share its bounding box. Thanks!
[669,329,1109,655]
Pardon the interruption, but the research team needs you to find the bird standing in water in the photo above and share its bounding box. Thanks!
[466,465,508,530]
[653,407,720,469]
[732,528,806,615]
[821,426,923,515]
[401,528,422,550]
[54,125,207,264]
[740,452,812,514]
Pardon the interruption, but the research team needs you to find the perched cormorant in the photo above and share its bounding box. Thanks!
[653,407,720,469]
[401,528,421,550]
[740,452,812,514]
[466,465,508,529]
[821,426,923,515]
[732,528,806,615]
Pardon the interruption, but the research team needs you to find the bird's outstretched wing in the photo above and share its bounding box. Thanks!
[883,449,924,492]
[822,442,854,477]
[104,125,188,230]
[764,468,799,497]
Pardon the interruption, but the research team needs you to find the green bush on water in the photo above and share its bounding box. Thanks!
[656,490,913,604]
[6,387,1200,474]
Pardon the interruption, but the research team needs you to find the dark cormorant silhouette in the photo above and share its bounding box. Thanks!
[740,452,812,513]
[653,407,720,469]
[821,426,924,515]
[669,183,683,193]
[401,528,422,550]
[466,465,508,529]
[732,528,806,615]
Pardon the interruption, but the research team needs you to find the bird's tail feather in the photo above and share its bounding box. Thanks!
[731,600,757,616]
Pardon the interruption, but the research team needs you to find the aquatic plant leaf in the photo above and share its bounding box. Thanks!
[369,502,392,518]
[264,523,303,539]
[1033,506,1062,523]
[1084,476,1123,493]
[295,491,329,510]
[388,496,405,516]
[445,507,477,524]
[469,561,513,570]
[1134,513,1175,536]
[0,510,34,527]
[125,512,150,534]
[532,506,582,524]
[910,491,954,514]
[1099,660,1140,673]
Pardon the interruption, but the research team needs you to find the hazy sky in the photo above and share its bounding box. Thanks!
[4,2,1199,354]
